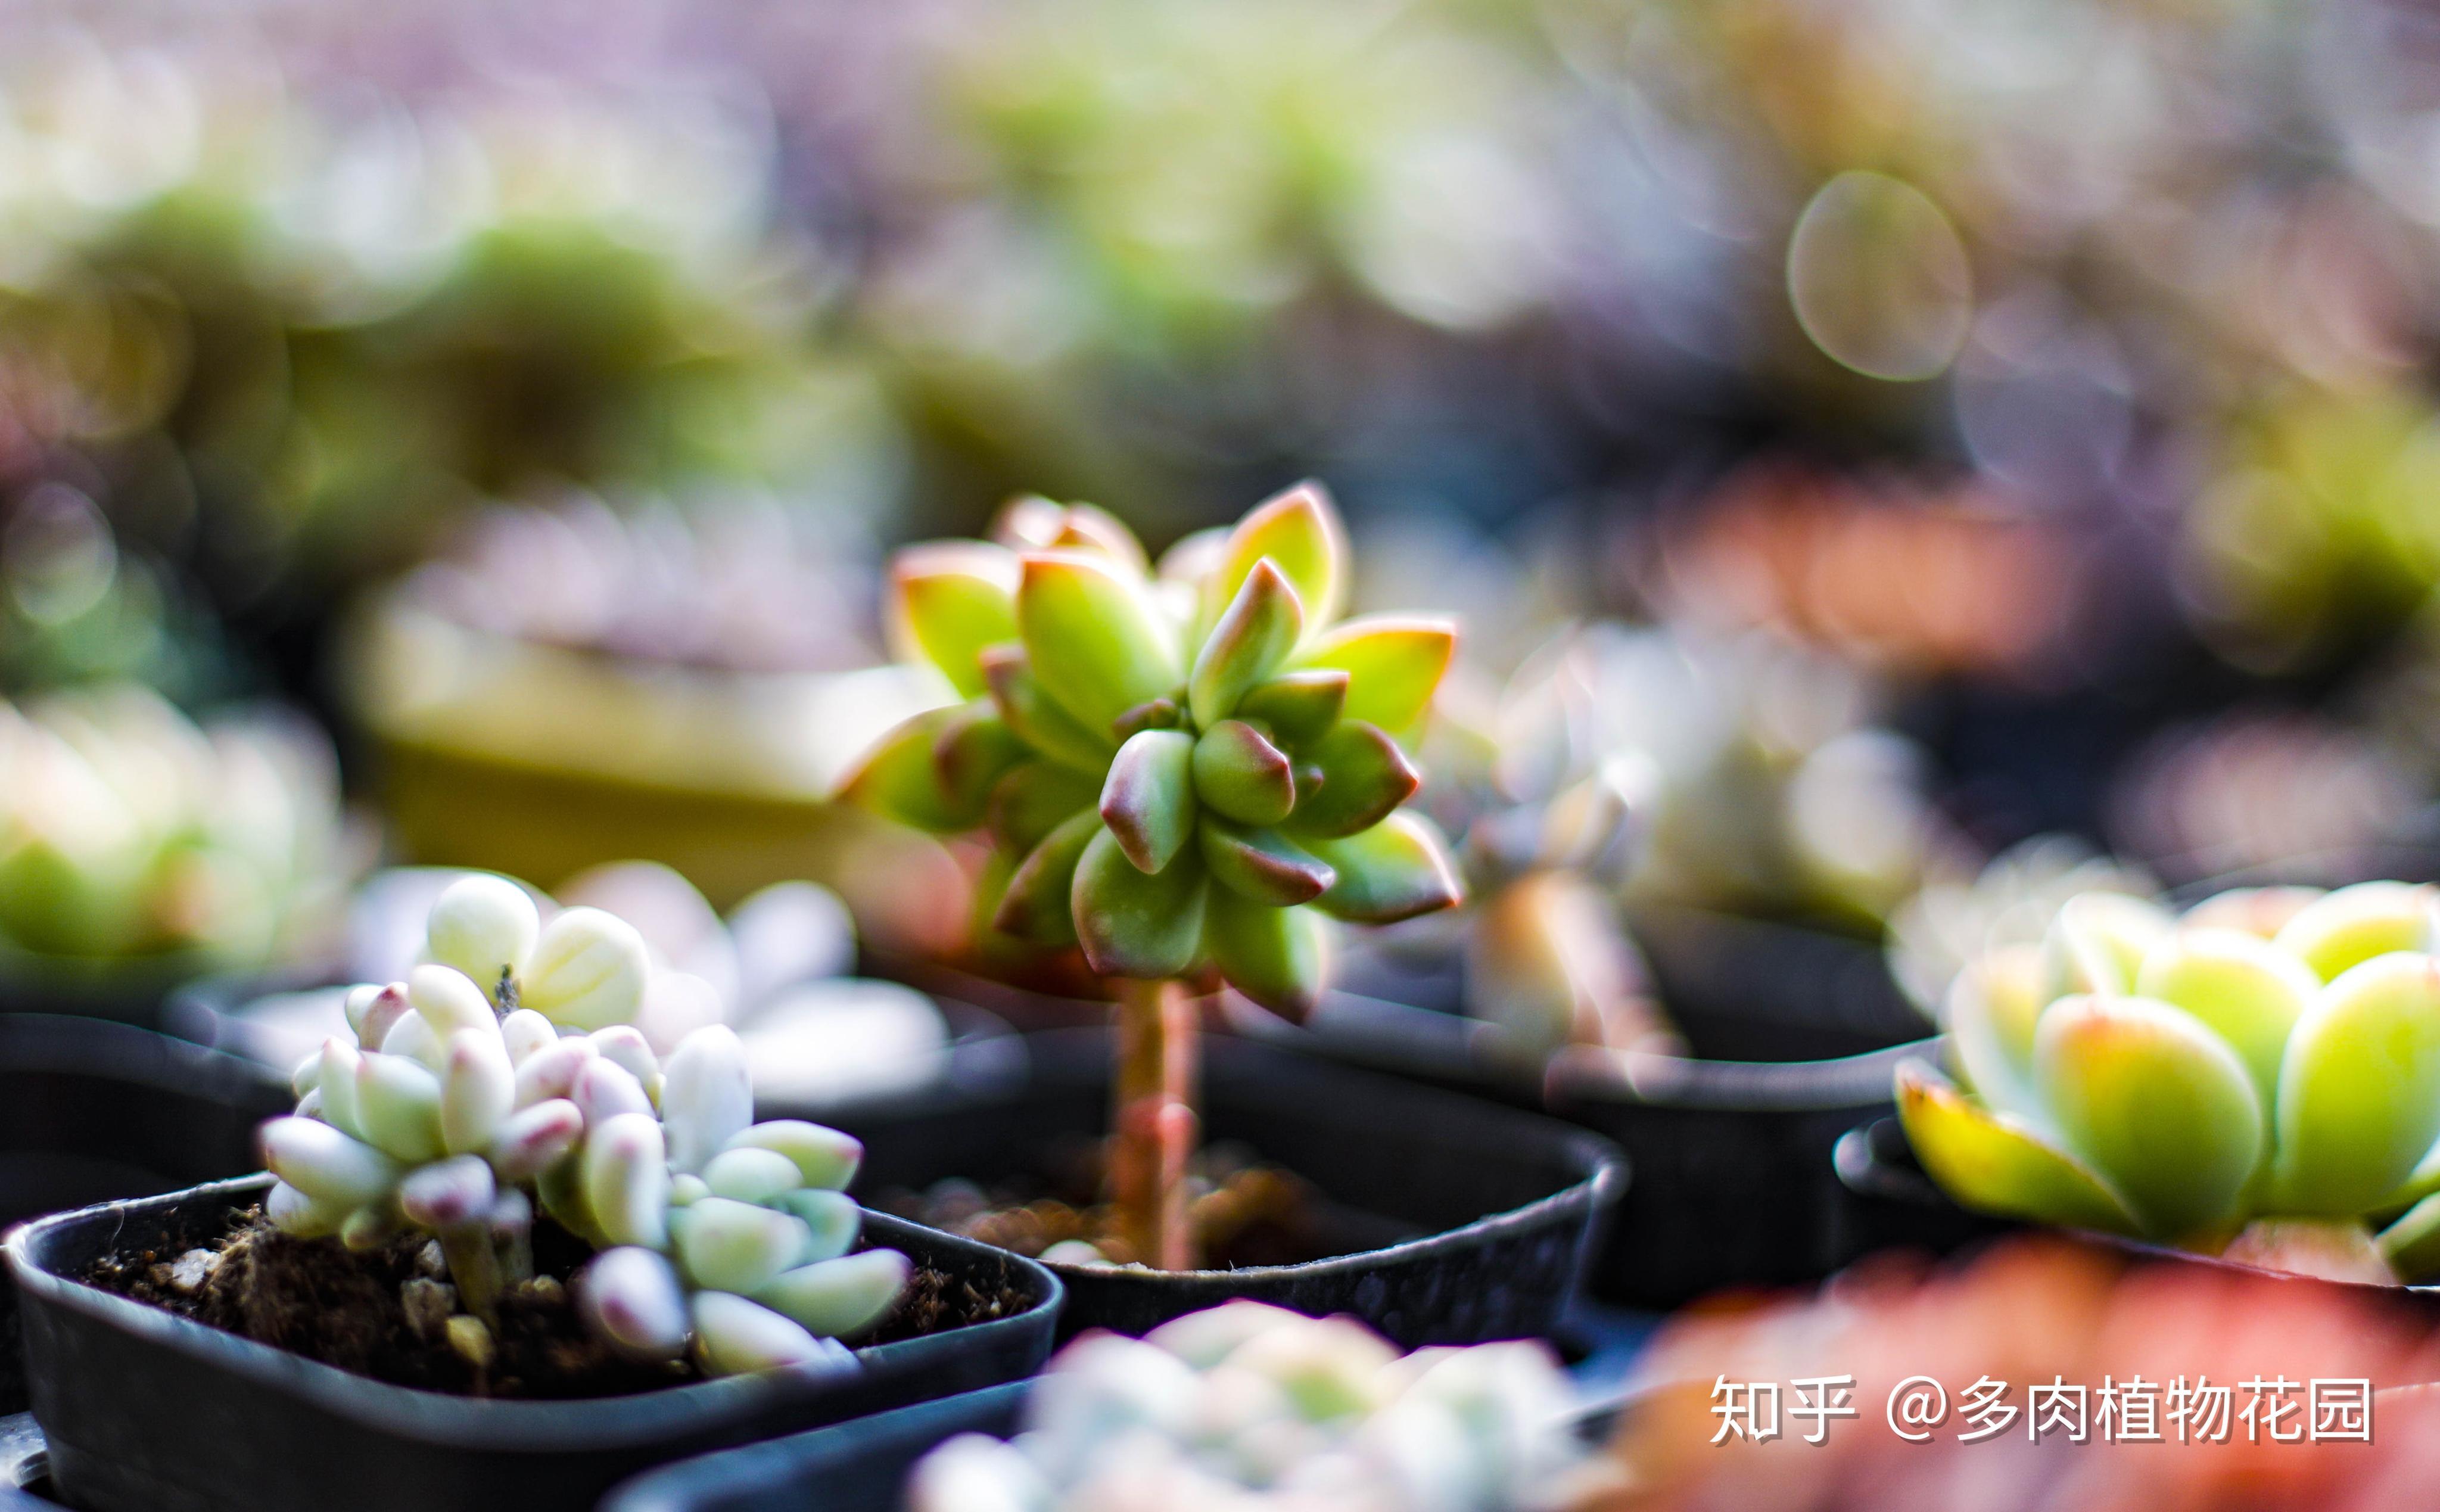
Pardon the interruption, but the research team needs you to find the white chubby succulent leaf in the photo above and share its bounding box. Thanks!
[262,871,906,1377]
[908,1302,1584,1512]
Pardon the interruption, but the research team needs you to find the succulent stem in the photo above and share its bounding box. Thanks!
[440,1224,504,1326]
[1109,977,1199,1270]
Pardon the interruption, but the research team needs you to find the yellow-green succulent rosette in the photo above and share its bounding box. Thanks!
[1900,880,2440,1280]
[844,483,1464,1017]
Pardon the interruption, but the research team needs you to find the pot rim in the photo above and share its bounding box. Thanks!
[850,1028,1627,1285]
[4,1174,1064,1453]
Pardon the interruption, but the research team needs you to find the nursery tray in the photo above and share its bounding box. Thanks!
[822,1030,1623,1347]
[5,1177,1064,1512]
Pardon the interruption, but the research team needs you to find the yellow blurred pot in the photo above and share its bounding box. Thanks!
[345,599,969,958]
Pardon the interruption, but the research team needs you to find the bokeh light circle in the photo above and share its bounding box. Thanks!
[1787,170,1973,381]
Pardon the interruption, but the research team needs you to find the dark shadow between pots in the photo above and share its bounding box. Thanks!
[5,1177,1064,1512]
[796,1031,1623,1349]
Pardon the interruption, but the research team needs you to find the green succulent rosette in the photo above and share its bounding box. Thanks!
[1900,880,2440,1278]
[844,483,1463,1018]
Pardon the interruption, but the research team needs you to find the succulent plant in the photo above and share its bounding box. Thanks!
[845,482,1463,1265]
[907,1301,1584,1512]
[1900,878,2440,1279]
[0,683,351,973]
[263,873,906,1376]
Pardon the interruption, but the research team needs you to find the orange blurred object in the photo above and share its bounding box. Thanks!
[1659,464,2076,680]
[1580,1236,2440,1511]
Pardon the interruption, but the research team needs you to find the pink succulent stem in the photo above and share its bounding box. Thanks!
[1109,978,1199,1270]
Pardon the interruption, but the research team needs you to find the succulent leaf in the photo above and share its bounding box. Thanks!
[2034,994,2263,1240]
[1304,813,1463,925]
[357,1052,448,1164]
[440,1029,516,1157]
[1894,1061,2143,1236]
[580,1246,690,1362]
[754,1250,912,1339]
[1189,558,1303,729]
[1199,818,1334,907]
[262,1116,397,1209]
[889,542,1022,698]
[662,1025,754,1176]
[690,1292,849,1377]
[1190,720,1296,827]
[987,763,1101,855]
[768,1189,863,1262]
[1943,943,2048,1122]
[2273,951,2440,1215]
[983,646,1118,772]
[1017,551,1184,736]
[1234,668,1349,748]
[2273,881,2434,982]
[1102,729,1200,873]
[1286,721,1421,838]
[2040,892,2172,1000]
[992,809,1102,946]
[1204,891,1329,1022]
[1293,616,1455,734]
[585,1112,673,1250]
[409,965,499,1041]
[931,702,1033,818]
[488,1099,584,1182]
[520,907,651,1032]
[703,1147,804,1205]
[1073,826,1207,978]
[2135,928,2317,1108]
[838,707,980,832]
[425,876,539,997]
[1202,482,1347,640]
[677,1197,814,1295]
[725,1120,864,1190]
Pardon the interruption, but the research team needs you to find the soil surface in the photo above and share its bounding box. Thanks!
[85,1203,1032,1399]
[877,1138,1363,1270]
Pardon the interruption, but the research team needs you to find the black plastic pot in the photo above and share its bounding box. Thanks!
[0,1412,56,1508]
[602,1379,1028,1512]
[1834,1113,2440,1324]
[1622,903,1927,1062]
[812,1031,1623,1348]
[5,1175,1065,1512]
[1230,970,1940,1309]
[0,1016,292,1417]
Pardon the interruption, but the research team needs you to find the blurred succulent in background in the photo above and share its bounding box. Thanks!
[1492,621,1956,935]
[1901,879,2440,1280]
[0,32,886,615]
[0,481,241,700]
[266,874,905,1377]
[0,681,353,977]
[845,481,1462,1265]
[908,1301,1586,1512]
[2179,387,2440,674]
[1885,835,2156,1020]
[343,496,963,947]
[225,860,955,1112]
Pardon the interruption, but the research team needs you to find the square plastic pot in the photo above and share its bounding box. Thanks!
[0,1017,291,1417]
[802,1030,1623,1348]
[4,1176,1064,1512]
[1225,960,1940,1309]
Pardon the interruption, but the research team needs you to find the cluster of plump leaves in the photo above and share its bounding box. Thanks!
[908,1300,1580,1511]
[262,874,904,1376]
[846,484,1463,1018]
[1901,881,2440,1275]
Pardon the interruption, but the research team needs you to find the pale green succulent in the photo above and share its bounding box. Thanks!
[907,1300,1582,1511]
[266,873,904,1377]
[0,683,348,972]
[1901,879,2440,1278]
[845,483,1464,1016]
